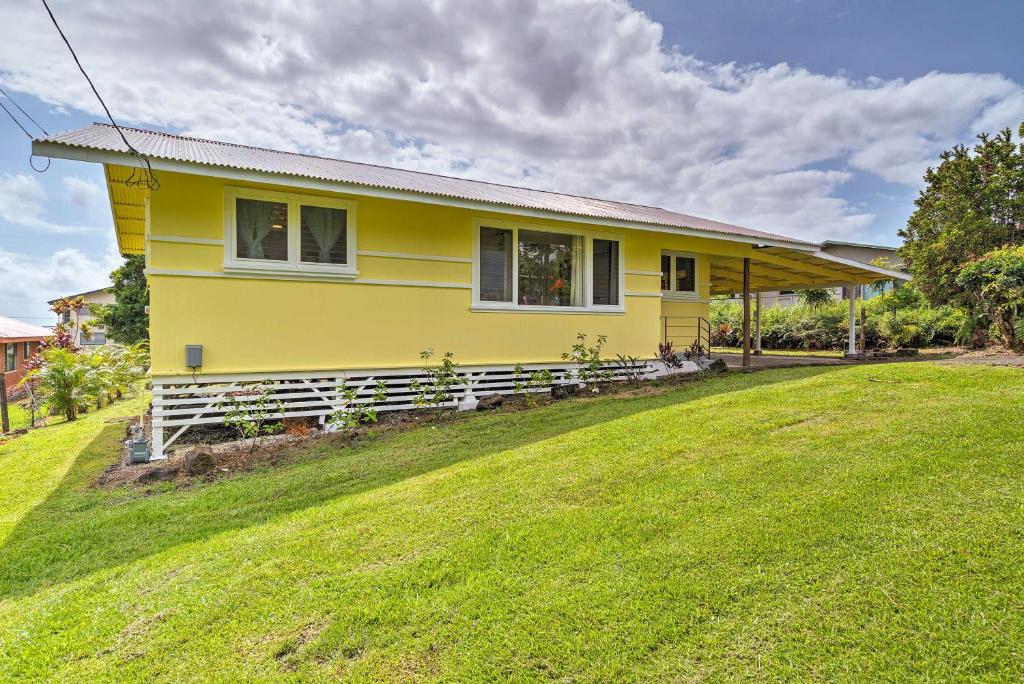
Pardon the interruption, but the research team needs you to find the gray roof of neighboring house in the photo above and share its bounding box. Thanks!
[820,240,899,252]
[36,123,818,248]
[0,316,50,340]
[47,286,112,305]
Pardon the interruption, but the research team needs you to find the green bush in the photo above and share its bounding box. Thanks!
[711,289,965,351]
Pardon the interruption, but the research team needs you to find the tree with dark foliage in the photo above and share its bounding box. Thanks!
[898,123,1024,345]
[94,255,149,344]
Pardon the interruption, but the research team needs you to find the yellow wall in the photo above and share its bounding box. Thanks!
[143,170,766,376]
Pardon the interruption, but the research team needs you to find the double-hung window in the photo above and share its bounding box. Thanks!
[225,188,356,277]
[3,344,15,373]
[661,252,699,299]
[475,222,622,311]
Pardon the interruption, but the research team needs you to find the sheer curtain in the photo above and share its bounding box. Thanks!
[237,200,275,259]
[303,206,345,263]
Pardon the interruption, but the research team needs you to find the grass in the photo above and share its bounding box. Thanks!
[1,364,1023,681]
[1,402,33,432]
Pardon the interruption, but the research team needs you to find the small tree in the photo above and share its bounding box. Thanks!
[93,255,149,344]
[21,347,101,421]
[798,288,834,308]
[217,381,284,452]
[561,333,612,392]
[410,350,460,408]
[956,246,1024,350]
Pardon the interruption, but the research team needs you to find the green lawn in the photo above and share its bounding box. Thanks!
[1,364,1023,681]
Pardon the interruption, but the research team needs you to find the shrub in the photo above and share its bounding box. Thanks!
[328,379,389,429]
[561,333,613,392]
[657,342,683,370]
[410,349,460,408]
[710,290,965,351]
[512,364,555,407]
[217,381,284,452]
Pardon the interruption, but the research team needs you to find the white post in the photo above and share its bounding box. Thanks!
[754,291,762,354]
[847,284,857,357]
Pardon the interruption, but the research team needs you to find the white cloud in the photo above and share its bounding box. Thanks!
[0,237,119,323]
[0,173,98,234]
[62,176,107,217]
[0,0,1020,243]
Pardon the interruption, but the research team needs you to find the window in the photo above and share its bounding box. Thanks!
[23,342,31,359]
[300,205,347,265]
[518,230,583,307]
[60,310,71,324]
[479,227,513,302]
[661,252,698,298]
[592,239,620,306]
[83,332,106,346]
[474,223,622,311]
[236,198,288,261]
[3,344,14,373]
[225,188,356,277]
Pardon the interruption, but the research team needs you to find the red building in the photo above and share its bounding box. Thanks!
[1,316,49,400]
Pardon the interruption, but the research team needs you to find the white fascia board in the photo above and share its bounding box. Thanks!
[32,141,820,252]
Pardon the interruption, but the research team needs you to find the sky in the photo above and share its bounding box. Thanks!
[0,0,1021,324]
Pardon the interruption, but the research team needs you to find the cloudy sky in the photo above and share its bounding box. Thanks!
[0,0,1022,323]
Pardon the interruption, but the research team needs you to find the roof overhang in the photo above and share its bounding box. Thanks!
[33,138,821,254]
[709,246,911,295]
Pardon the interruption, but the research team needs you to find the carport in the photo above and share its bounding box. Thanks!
[708,247,911,366]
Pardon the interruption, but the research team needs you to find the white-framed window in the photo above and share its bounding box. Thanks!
[4,344,15,373]
[223,187,357,278]
[472,219,623,312]
[23,342,31,359]
[661,251,699,300]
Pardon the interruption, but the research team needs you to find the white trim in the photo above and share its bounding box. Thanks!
[624,291,663,298]
[625,269,662,277]
[470,304,624,314]
[34,142,818,252]
[223,186,358,278]
[357,250,471,263]
[145,267,469,289]
[150,235,225,246]
[660,250,701,298]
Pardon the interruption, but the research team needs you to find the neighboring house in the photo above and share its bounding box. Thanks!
[35,124,907,457]
[49,287,115,346]
[0,316,48,400]
[729,241,904,307]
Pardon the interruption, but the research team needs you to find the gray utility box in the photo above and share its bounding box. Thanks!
[185,344,203,368]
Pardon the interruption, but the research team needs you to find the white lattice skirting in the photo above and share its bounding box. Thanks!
[150,360,696,458]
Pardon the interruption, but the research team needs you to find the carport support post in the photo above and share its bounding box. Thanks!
[847,284,858,356]
[754,291,762,355]
[742,258,751,367]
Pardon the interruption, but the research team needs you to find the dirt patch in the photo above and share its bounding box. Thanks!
[936,348,1024,367]
[93,372,714,490]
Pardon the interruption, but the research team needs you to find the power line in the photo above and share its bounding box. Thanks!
[0,86,48,136]
[0,100,32,138]
[38,0,159,190]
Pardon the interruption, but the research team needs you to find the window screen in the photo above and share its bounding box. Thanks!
[592,239,620,306]
[675,256,696,292]
[479,227,513,302]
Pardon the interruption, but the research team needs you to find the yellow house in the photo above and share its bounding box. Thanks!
[35,124,907,457]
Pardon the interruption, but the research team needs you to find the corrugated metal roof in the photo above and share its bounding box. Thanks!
[0,316,50,340]
[38,123,818,248]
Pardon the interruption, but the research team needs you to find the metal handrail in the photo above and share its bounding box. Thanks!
[660,316,711,352]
